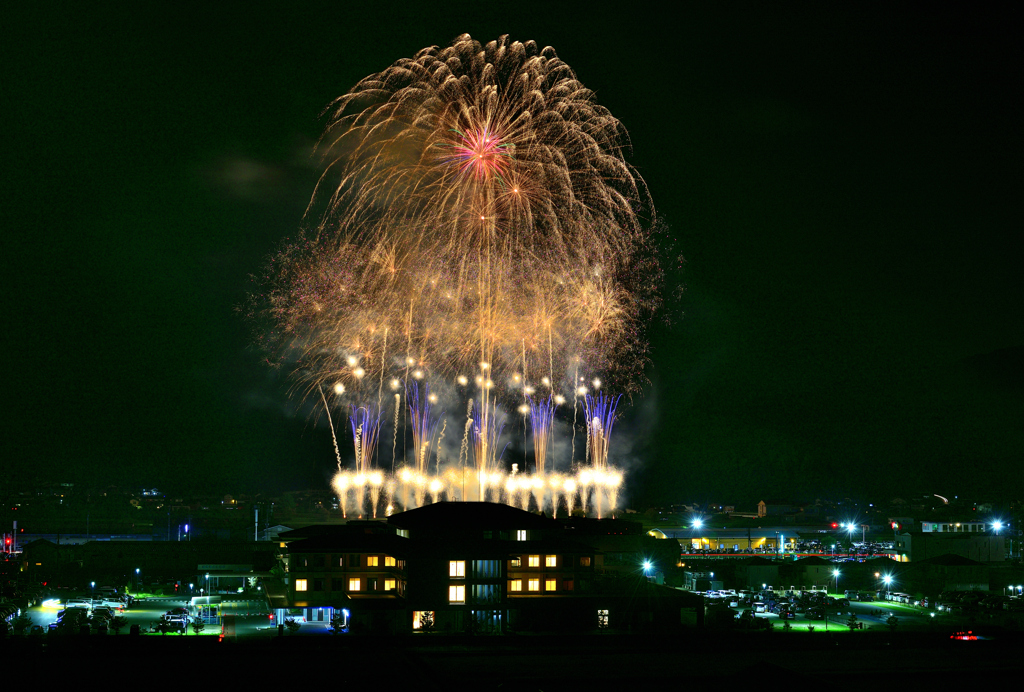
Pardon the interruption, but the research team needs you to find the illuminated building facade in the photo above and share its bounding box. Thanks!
[273,502,690,634]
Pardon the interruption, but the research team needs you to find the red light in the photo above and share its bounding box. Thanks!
[830,523,838,529]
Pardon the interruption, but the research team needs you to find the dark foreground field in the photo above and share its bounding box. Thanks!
[5,628,1022,689]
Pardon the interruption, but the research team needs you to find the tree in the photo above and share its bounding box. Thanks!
[111,616,128,635]
[887,615,899,631]
[285,618,301,634]
[846,613,859,630]
[191,618,205,635]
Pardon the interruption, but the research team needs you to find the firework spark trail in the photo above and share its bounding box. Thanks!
[407,381,444,474]
[349,405,382,474]
[459,399,473,471]
[391,393,400,472]
[528,395,556,475]
[319,386,344,473]
[583,392,622,518]
[471,400,506,501]
[435,419,446,473]
[584,392,621,472]
[377,327,388,411]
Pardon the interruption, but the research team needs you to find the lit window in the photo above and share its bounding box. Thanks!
[449,585,465,603]
[510,579,522,592]
[528,579,540,592]
[598,609,609,628]
[528,555,540,567]
[384,579,396,591]
[545,579,556,591]
[413,611,434,630]
[545,555,557,567]
[295,579,308,592]
[367,556,379,567]
[348,578,361,591]
[517,530,527,541]
[338,557,344,567]
[581,556,591,567]
[450,560,466,578]
[384,556,396,567]
[510,557,521,567]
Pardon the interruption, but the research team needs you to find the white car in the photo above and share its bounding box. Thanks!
[94,598,125,610]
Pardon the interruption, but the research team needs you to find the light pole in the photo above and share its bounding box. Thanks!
[833,569,840,597]
[135,568,140,594]
[883,574,893,598]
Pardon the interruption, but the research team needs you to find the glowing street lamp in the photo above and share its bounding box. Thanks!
[833,569,840,596]
[883,574,893,596]
[992,521,1003,534]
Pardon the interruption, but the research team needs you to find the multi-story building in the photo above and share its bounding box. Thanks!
[271,502,691,634]
[894,531,1006,563]
[920,521,987,533]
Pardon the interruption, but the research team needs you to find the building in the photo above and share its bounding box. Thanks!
[894,531,1006,563]
[920,520,987,533]
[271,502,695,634]
[758,500,803,518]
[905,554,990,594]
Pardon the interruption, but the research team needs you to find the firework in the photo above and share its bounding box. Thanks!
[584,392,621,471]
[349,405,381,474]
[252,35,657,518]
[527,395,556,475]
[471,400,507,501]
[407,381,444,473]
[256,34,659,403]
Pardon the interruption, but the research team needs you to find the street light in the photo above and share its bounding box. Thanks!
[135,568,140,593]
[833,569,840,596]
[883,574,893,597]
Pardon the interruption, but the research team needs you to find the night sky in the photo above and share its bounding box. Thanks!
[7,4,1022,506]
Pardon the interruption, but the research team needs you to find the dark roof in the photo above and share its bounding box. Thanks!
[278,521,394,541]
[388,502,554,530]
[287,533,411,557]
[916,553,984,567]
[557,516,643,536]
